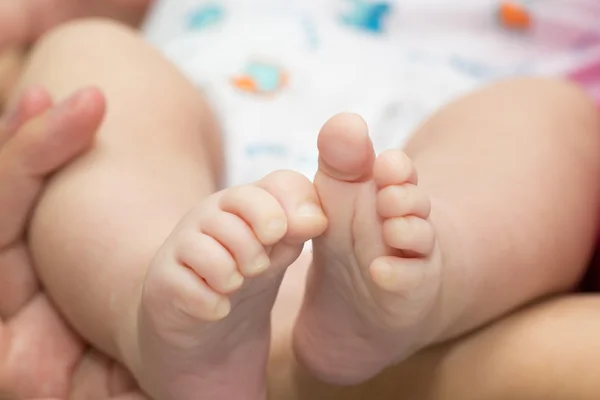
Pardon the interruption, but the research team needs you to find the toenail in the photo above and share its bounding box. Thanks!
[394,185,407,199]
[372,260,412,292]
[297,202,323,217]
[266,218,287,236]
[371,260,395,283]
[224,272,244,292]
[247,254,271,276]
[214,298,231,320]
[396,217,410,229]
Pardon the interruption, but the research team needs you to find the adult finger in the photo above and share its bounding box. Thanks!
[0,87,105,247]
[0,85,53,147]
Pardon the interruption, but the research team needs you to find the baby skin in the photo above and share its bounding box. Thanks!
[134,113,437,399]
[294,114,441,384]
[137,170,328,400]
[24,20,600,400]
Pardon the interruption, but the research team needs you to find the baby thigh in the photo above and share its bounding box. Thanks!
[23,18,221,368]
[371,294,600,400]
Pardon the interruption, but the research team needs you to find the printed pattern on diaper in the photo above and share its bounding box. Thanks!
[339,0,393,34]
[231,61,289,95]
[187,3,225,30]
[497,1,532,32]
[143,0,600,186]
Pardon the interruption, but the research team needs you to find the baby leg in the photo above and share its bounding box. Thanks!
[19,19,318,400]
[390,294,600,400]
[21,17,219,364]
[292,295,600,400]
[294,78,600,383]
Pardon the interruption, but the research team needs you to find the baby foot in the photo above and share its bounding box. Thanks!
[137,171,327,400]
[293,113,443,384]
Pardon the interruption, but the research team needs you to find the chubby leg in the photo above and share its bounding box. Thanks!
[15,18,281,399]
[23,18,328,400]
[23,16,218,364]
[290,294,600,400]
[0,86,104,400]
[388,294,600,400]
[294,78,600,383]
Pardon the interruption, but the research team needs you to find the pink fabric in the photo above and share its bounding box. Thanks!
[568,59,600,106]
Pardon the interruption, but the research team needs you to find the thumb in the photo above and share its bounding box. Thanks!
[0,87,106,247]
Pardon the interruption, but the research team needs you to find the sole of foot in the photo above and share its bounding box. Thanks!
[137,170,327,400]
[293,113,443,385]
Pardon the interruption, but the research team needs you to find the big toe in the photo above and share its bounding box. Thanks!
[257,170,328,242]
[317,113,376,183]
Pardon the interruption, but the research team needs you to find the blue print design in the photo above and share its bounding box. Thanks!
[232,61,287,94]
[448,56,495,80]
[302,17,320,49]
[246,143,288,157]
[246,63,282,92]
[340,0,392,33]
[187,4,225,30]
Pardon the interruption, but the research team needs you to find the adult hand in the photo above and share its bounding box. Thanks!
[0,86,148,399]
[0,49,23,109]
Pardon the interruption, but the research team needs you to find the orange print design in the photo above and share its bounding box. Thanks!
[231,61,289,95]
[498,1,532,32]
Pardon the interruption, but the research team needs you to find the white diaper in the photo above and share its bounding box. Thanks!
[143,0,600,187]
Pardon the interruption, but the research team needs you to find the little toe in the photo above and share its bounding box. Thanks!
[176,232,244,294]
[377,184,431,219]
[383,216,435,256]
[257,170,327,241]
[198,211,271,278]
[373,150,417,188]
[369,256,428,295]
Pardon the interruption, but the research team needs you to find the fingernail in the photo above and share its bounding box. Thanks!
[52,89,87,116]
[2,86,51,135]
